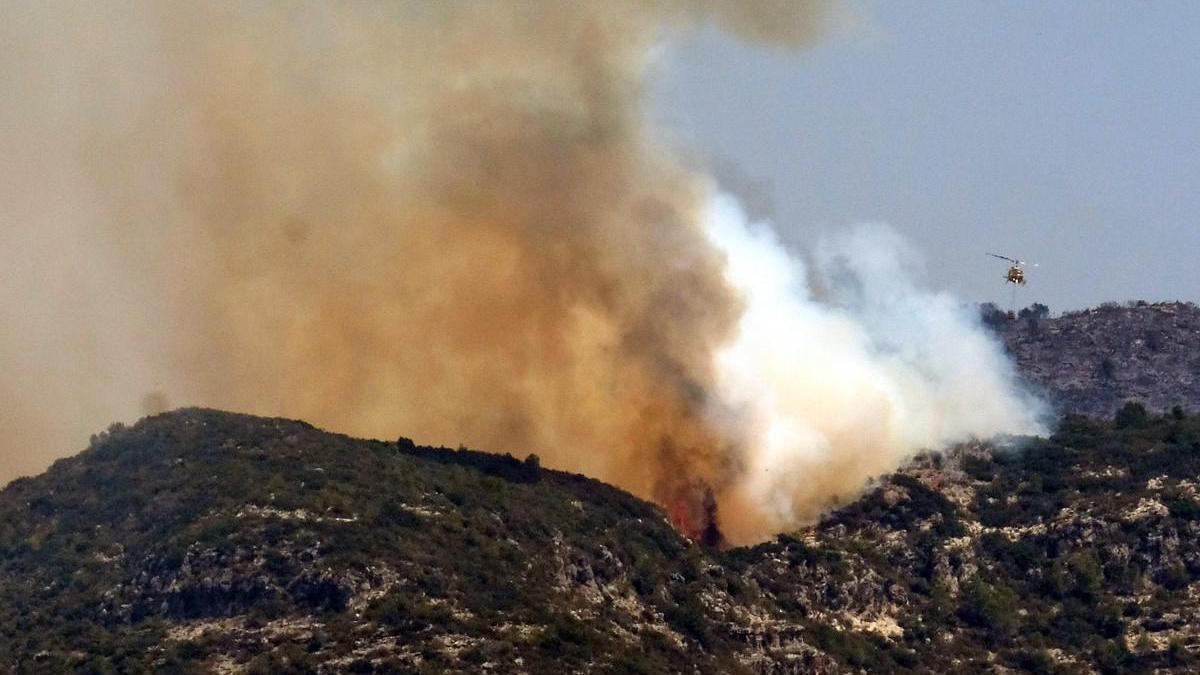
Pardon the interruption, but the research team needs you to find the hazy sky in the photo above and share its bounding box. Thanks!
[654,0,1199,312]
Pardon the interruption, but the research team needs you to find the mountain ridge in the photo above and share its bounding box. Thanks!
[5,405,1200,673]
[4,301,1200,672]
[996,301,1200,418]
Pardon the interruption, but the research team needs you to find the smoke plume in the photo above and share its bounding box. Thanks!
[0,1,1040,544]
[702,196,1043,542]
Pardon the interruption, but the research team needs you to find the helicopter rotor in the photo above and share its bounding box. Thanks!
[987,252,1023,266]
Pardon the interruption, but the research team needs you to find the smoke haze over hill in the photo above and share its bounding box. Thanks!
[0,1,1041,542]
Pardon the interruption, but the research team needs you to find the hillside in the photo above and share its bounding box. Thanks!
[4,407,1200,673]
[997,302,1200,418]
[0,410,810,674]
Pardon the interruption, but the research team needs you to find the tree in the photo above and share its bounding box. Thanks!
[979,303,1009,330]
[1114,401,1149,429]
[1018,303,1050,320]
[1018,303,1050,333]
[523,453,541,471]
[959,579,1020,640]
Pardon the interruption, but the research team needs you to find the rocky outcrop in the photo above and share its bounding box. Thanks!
[999,301,1200,418]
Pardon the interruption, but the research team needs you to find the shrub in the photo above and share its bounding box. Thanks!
[1115,401,1150,429]
[1098,358,1116,380]
[959,579,1020,639]
[962,455,995,482]
[1013,648,1055,674]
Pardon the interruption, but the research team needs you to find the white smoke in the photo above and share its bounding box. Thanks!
[703,193,1045,544]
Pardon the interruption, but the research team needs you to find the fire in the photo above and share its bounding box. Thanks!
[664,482,726,549]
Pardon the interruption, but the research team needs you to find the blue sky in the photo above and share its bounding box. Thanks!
[654,1,1199,312]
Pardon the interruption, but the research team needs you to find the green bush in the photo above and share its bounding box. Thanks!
[959,579,1020,639]
[1115,401,1150,429]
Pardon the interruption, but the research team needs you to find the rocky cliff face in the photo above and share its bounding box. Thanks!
[998,302,1200,418]
[5,408,1200,673]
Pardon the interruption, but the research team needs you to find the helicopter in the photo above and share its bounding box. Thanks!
[987,253,1033,285]
[987,253,1038,319]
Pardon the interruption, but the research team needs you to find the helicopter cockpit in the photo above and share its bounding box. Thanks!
[989,253,1029,286]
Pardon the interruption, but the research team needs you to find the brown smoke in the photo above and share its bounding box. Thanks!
[0,2,827,530]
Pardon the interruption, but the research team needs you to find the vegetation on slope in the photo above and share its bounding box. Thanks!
[3,404,1200,673]
[774,402,1200,672]
[0,410,766,673]
[989,301,1200,418]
